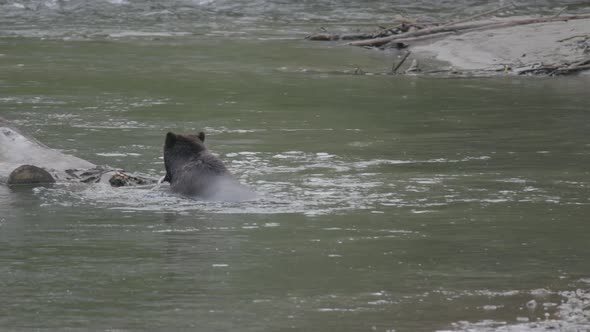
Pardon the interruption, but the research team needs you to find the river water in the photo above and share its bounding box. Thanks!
[1,1,590,331]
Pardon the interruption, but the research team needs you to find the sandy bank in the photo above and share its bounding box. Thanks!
[412,18,590,72]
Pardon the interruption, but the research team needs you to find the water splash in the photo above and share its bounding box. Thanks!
[438,288,590,332]
[30,147,584,215]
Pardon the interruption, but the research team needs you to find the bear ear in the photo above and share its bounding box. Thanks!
[165,132,177,148]
[198,132,205,142]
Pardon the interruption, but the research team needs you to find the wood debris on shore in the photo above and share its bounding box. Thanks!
[286,57,590,78]
[305,6,590,77]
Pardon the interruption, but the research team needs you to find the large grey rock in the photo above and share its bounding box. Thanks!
[7,165,55,185]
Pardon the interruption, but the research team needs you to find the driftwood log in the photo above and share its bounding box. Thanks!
[288,57,590,77]
[306,23,416,42]
[306,5,515,46]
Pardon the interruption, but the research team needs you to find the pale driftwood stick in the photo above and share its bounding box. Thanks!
[556,64,590,74]
[514,58,590,75]
[553,7,567,18]
[391,51,411,73]
[568,58,590,67]
[516,65,557,75]
[558,34,590,42]
[406,59,420,73]
[442,3,514,27]
[348,14,590,47]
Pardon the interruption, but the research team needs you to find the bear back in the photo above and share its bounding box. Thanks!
[163,131,231,197]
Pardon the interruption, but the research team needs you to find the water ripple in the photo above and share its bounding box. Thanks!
[32,150,588,215]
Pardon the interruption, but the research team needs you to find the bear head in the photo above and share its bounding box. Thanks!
[163,131,206,183]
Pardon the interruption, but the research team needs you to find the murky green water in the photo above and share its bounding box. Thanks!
[2,2,590,331]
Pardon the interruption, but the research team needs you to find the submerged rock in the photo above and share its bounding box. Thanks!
[7,165,55,185]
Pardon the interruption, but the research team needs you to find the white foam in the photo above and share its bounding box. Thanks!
[29,148,585,216]
[317,308,359,312]
[108,31,191,38]
[152,228,200,233]
[95,153,128,157]
[482,305,502,311]
[438,288,590,332]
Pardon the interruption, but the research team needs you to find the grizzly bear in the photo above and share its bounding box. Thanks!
[163,131,254,200]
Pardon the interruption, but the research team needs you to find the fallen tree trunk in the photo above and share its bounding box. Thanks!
[306,23,419,42]
[558,34,590,42]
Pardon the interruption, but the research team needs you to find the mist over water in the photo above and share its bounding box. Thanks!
[1,1,590,331]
